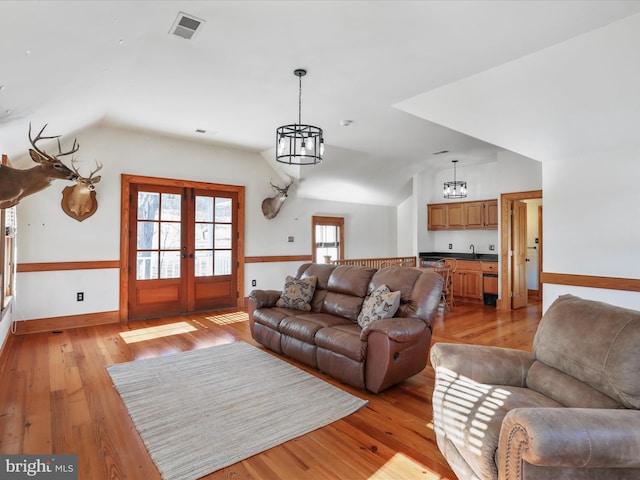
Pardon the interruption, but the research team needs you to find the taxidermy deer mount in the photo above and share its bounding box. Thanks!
[61,159,103,222]
[0,123,79,209]
[261,177,294,219]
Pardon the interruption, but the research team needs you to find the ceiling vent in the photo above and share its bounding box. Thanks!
[170,12,205,40]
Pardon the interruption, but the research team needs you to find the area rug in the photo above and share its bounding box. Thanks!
[106,341,367,480]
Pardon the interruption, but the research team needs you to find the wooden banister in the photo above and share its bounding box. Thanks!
[330,256,417,269]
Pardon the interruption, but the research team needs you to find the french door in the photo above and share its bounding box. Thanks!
[126,181,240,319]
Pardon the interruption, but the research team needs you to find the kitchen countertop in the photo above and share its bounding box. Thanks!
[419,252,498,262]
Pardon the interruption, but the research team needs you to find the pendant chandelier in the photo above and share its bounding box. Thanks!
[443,160,467,199]
[276,69,324,165]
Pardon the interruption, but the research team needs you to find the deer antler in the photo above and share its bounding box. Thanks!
[29,122,79,160]
[71,159,103,179]
[88,160,103,179]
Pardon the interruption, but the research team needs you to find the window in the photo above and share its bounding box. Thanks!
[312,216,344,264]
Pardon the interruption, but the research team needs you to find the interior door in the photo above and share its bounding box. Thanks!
[128,183,238,319]
[511,200,528,309]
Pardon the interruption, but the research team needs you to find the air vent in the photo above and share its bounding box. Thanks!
[170,12,205,40]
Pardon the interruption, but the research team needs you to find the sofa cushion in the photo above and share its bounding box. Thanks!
[357,284,401,329]
[533,294,640,409]
[279,313,351,343]
[526,360,622,408]
[315,324,365,361]
[252,307,295,330]
[322,265,376,321]
[276,275,317,311]
[296,263,337,312]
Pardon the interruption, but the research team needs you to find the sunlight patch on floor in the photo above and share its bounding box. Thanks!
[119,321,196,344]
[204,311,248,325]
[369,453,447,480]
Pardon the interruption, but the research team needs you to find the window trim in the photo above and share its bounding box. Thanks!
[311,216,344,263]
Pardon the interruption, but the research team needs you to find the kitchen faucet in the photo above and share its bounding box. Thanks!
[470,244,476,257]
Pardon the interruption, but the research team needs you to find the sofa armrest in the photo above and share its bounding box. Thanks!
[430,343,534,387]
[248,289,281,309]
[360,317,427,343]
[499,408,640,476]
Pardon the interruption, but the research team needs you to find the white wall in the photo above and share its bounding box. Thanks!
[13,124,397,323]
[543,147,640,311]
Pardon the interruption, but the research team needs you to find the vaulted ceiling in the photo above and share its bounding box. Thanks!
[2,1,639,206]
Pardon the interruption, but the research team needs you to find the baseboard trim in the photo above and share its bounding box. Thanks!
[13,311,120,335]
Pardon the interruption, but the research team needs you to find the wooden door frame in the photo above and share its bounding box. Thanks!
[311,216,345,263]
[120,174,245,322]
[499,189,542,311]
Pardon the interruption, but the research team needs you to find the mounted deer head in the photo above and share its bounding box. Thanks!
[261,177,294,219]
[61,159,102,221]
[0,123,79,209]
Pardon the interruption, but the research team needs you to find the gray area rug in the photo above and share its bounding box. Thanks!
[106,341,368,480]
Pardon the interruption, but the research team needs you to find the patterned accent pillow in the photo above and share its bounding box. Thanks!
[357,284,401,329]
[276,275,318,311]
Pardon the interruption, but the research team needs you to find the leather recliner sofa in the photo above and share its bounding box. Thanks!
[248,263,443,393]
[430,294,640,480]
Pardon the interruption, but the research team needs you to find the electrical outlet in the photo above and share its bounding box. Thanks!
[448,243,453,250]
[489,244,495,251]
[251,279,257,287]
[287,236,294,243]
[77,292,84,302]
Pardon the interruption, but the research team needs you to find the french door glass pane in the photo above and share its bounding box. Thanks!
[215,250,231,275]
[160,251,180,279]
[160,222,181,249]
[137,221,159,249]
[215,197,232,222]
[195,250,213,277]
[196,196,213,222]
[138,192,159,220]
[137,251,158,280]
[214,224,231,249]
[195,223,213,249]
[161,193,181,221]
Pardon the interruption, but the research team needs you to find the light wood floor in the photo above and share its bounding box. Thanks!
[0,300,542,479]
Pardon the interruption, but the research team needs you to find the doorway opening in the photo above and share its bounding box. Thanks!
[499,190,542,310]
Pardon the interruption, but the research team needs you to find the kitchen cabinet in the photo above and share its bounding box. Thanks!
[428,199,498,230]
[482,261,499,295]
[447,204,464,229]
[427,204,447,230]
[449,259,483,300]
[485,200,498,228]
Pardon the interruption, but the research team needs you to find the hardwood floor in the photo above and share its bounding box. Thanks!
[0,301,542,479]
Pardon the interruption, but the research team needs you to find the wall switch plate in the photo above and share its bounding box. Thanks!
[489,245,495,251]
[77,292,84,302]
[251,279,256,287]
[448,243,453,250]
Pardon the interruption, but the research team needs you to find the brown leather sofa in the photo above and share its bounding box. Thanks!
[430,294,640,480]
[248,263,442,393]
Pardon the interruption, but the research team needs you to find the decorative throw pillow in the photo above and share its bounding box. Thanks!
[357,284,401,329]
[276,275,317,311]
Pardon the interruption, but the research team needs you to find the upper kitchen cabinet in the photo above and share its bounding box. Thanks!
[428,199,498,230]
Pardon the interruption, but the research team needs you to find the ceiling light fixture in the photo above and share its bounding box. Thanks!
[276,69,324,166]
[443,160,467,199]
